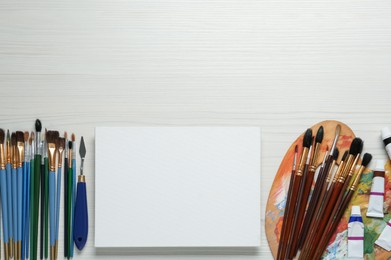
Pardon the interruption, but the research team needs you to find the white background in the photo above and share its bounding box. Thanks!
[1,0,391,259]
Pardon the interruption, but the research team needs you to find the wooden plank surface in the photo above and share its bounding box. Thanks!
[1,0,391,258]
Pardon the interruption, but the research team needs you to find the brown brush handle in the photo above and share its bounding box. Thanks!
[288,164,309,258]
[306,181,345,259]
[276,169,296,260]
[281,174,302,260]
[297,155,333,251]
[313,190,354,259]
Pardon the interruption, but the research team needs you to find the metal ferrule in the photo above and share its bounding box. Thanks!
[310,143,321,168]
[6,140,11,164]
[31,140,36,158]
[78,175,85,182]
[296,147,309,176]
[293,151,297,171]
[48,143,57,172]
[65,139,69,159]
[24,142,29,162]
[36,133,42,155]
[338,155,354,183]
[350,165,366,191]
[72,141,77,158]
[17,142,24,168]
[42,140,47,164]
[332,161,345,183]
[326,160,336,183]
[69,147,72,168]
[12,146,17,169]
[0,144,5,169]
[346,153,361,179]
[329,124,341,156]
[306,145,313,165]
[58,147,64,168]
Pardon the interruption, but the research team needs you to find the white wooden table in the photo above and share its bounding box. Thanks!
[1,0,391,258]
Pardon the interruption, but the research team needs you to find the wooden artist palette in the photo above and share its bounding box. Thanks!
[265,120,391,259]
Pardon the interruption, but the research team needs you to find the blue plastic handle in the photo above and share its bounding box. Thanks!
[17,167,23,242]
[12,167,17,243]
[6,163,13,242]
[49,171,56,246]
[0,169,9,243]
[73,182,88,250]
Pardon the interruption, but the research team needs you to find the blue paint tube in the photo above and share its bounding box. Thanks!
[348,206,364,259]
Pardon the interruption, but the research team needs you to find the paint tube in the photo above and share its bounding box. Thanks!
[366,160,385,218]
[348,206,364,259]
[375,219,391,251]
[382,127,391,160]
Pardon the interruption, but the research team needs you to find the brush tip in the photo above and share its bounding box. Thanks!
[68,141,73,149]
[315,126,324,143]
[64,131,68,140]
[333,148,339,160]
[362,153,372,167]
[71,133,76,142]
[341,150,348,161]
[35,119,42,132]
[0,129,4,144]
[303,128,313,148]
[16,131,24,143]
[24,131,29,142]
[11,133,16,146]
[349,138,363,156]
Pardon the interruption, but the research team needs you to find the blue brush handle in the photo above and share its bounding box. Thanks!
[22,162,27,260]
[49,171,56,247]
[12,167,17,243]
[55,167,62,243]
[0,169,9,243]
[17,166,23,243]
[25,161,31,258]
[73,181,88,250]
[70,159,76,256]
[6,163,13,242]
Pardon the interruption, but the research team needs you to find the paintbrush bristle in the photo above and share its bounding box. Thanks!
[349,138,363,156]
[68,141,72,150]
[29,136,33,146]
[64,131,68,140]
[24,131,29,142]
[7,130,10,142]
[16,131,24,143]
[303,128,313,148]
[341,151,348,161]
[333,148,339,161]
[35,119,42,132]
[0,129,4,144]
[11,133,16,146]
[53,131,59,140]
[58,138,65,150]
[71,133,75,142]
[362,153,372,167]
[315,126,324,144]
[46,131,55,144]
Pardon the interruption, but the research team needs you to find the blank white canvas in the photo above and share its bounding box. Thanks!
[95,127,261,248]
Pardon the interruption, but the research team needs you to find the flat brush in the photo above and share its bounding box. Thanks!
[55,137,65,259]
[276,145,297,260]
[22,131,29,260]
[313,153,372,259]
[11,133,18,259]
[16,131,25,260]
[287,129,313,258]
[0,129,10,260]
[25,133,35,260]
[283,128,312,259]
[303,138,363,259]
[6,130,14,259]
[47,131,58,260]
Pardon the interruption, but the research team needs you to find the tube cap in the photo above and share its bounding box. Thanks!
[351,206,361,216]
[382,127,391,140]
[375,160,385,171]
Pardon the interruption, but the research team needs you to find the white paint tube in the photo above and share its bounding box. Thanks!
[348,206,364,259]
[382,127,391,160]
[375,219,391,251]
[366,160,385,218]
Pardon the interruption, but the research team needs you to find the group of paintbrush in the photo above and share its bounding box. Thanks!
[277,125,372,259]
[0,119,88,260]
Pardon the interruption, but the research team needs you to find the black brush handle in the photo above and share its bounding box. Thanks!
[64,158,68,258]
[40,163,45,260]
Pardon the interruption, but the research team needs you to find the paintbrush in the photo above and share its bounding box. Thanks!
[276,145,298,260]
[25,132,34,260]
[287,129,313,258]
[67,141,73,259]
[74,136,88,250]
[22,131,29,260]
[0,129,10,260]
[297,127,324,250]
[6,130,14,259]
[313,153,372,259]
[44,132,49,260]
[47,131,58,260]
[55,137,65,259]
[282,129,312,259]
[40,130,49,260]
[64,132,69,258]
[70,134,76,259]
[32,119,42,260]
[302,138,363,259]
[16,131,25,259]
[11,133,18,259]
